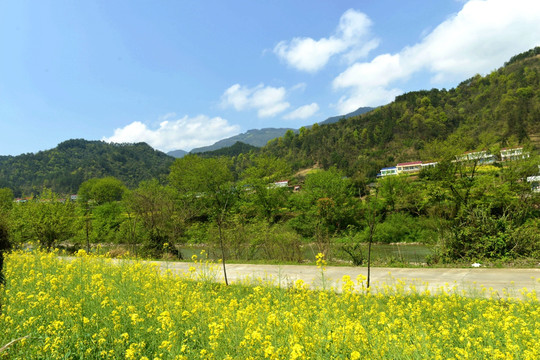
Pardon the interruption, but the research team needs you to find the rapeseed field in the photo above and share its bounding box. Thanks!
[1,249,539,359]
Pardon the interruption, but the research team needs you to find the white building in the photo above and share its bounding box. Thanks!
[396,161,423,174]
[500,147,530,161]
[378,167,397,177]
[527,165,540,193]
[456,150,496,164]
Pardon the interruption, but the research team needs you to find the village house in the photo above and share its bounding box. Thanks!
[421,161,438,169]
[396,161,423,174]
[527,165,540,193]
[377,167,397,177]
[455,150,496,164]
[272,180,289,188]
[500,147,530,161]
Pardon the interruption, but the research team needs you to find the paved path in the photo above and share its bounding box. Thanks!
[154,260,540,299]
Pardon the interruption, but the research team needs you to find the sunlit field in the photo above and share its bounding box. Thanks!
[1,249,539,359]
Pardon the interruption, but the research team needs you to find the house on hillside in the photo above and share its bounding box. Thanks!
[272,180,289,188]
[527,165,540,193]
[396,161,423,174]
[456,150,496,165]
[500,147,530,161]
[421,161,438,169]
[377,167,397,177]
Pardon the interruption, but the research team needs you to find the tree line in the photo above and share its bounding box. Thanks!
[0,152,538,267]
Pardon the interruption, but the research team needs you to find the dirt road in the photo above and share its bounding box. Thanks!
[153,260,540,299]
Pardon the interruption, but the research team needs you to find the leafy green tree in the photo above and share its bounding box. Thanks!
[10,188,76,248]
[240,155,291,222]
[290,168,357,235]
[123,180,183,258]
[77,177,127,251]
[78,177,126,205]
[169,155,237,284]
[91,202,124,244]
[0,188,13,213]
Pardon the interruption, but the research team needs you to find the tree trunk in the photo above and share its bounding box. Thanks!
[217,216,229,286]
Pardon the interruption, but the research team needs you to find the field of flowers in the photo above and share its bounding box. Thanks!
[1,249,539,359]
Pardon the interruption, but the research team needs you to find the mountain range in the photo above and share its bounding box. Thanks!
[167,106,375,157]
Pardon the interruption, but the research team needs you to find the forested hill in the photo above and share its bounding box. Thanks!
[0,139,174,196]
[260,47,540,180]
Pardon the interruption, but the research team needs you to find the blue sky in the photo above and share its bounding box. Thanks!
[1,0,539,155]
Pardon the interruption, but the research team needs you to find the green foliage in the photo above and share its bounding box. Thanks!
[91,202,124,243]
[288,168,358,237]
[505,46,540,66]
[372,213,434,244]
[339,227,365,266]
[0,188,13,213]
[424,157,540,261]
[78,177,127,205]
[0,213,10,284]
[169,155,238,283]
[203,219,303,262]
[240,155,292,222]
[169,155,234,196]
[9,188,76,248]
[0,139,173,196]
[123,179,183,256]
[169,155,238,226]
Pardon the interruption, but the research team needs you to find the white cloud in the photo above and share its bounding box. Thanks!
[333,0,540,113]
[102,115,240,152]
[290,82,307,92]
[221,83,290,117]
[284,103,320,120]
[274,9,379,72]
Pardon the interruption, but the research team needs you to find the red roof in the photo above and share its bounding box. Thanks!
[397,161,422,166]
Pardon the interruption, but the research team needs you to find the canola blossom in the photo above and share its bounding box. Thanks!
[1,249,539,359]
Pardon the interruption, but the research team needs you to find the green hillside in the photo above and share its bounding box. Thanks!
[0,139,174,196]
[260,47,540,180]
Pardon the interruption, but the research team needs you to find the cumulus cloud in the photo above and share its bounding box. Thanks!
[284,103,320,120]
[274,9,379,72]
[102,115,240,152]
[221,84,290,118]
[333,0,540,113]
